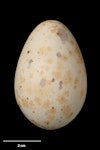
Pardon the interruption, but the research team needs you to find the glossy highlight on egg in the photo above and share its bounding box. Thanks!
[14,20,87,130]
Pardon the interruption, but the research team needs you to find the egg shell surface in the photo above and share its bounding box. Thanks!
[14,20,87,130]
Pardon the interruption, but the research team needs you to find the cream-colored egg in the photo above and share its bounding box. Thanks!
[14,20,87,130]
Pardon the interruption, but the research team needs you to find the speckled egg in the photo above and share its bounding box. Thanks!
[14,20,87,130]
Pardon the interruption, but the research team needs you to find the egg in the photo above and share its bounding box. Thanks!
[14,20,87,130]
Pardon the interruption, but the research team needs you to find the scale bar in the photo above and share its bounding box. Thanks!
[3,140,41,142]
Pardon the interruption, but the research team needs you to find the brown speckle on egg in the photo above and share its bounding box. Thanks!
[69,50,73,56]
[57,95,67,104]
[34,97,42,106]
[51,25,58,33]
[27,59,33,68]
[48,114,55,122]
[27,50,30,54]
[70,39,74,45]
[80,89,84,98]
[56,52,62,58]
[43,100,51,109]
[26,97,29,100]
[62,55,68,61]
[75,47,83,64]
[61,105,73,118]
[35,83,51,98]
[68,112,73,117]
[74,77,79,85]
[59,80,63,90]
[20,76,25,83]
[40,78,46,87]
[45,58,53,64]
[22,99,29,107]
[57,28,68,43]
[32,110,35,113]
[77,58,82,64]
[51,78,55,82]
[63,70,72,84]
[29,100,34,106]
[29,73,33,78]
[47,107,56,121]
[46,79,51,85]
[47,46,52,51]
[19,85,22,89]
[73,85,77,90]
[64,90,69,96]
[78,70,82,74]
[29,59,33,64]
[44,120,50,125]
[53,71,62,80]
[38,46,47,55]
